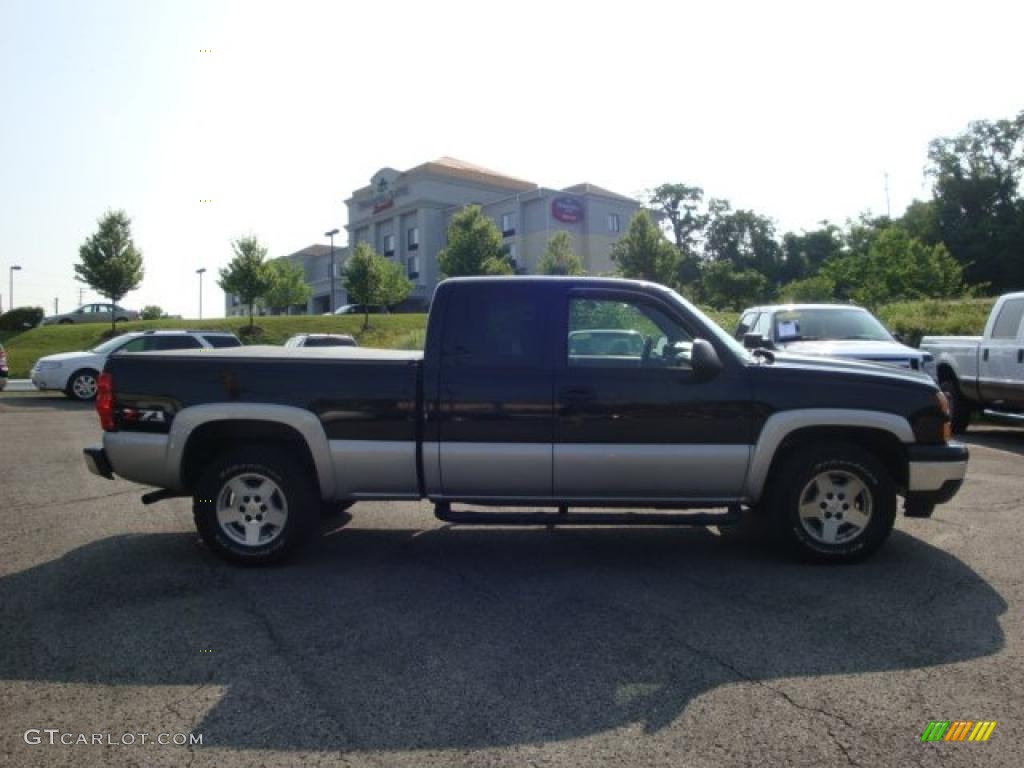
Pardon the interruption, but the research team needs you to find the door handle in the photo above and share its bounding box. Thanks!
[982,349,989,362]
[561,387,595,405]
[1018,349,1023,364]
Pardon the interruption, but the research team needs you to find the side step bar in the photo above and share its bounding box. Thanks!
[982,409,1024,424]
[434,501,742,527]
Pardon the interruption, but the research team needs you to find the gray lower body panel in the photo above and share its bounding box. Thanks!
[328,439,419,498]
[104,432,178,490]
[439,442,553,497]
[554,443,750,499]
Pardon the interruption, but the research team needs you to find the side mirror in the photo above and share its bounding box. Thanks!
[691,339,724,379]
[743,333,770,350]
[892,332,906,344]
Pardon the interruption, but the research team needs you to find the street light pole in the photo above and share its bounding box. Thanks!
[9,265,21,310]
[324,228,340,313]
[196,268,206,320]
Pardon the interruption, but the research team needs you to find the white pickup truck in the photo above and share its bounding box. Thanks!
[921,292,1024,433]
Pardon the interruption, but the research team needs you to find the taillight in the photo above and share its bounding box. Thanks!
[96,372,115,431]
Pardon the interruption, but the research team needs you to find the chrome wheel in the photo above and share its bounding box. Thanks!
[71,372,97,400]
[215,472,289,548]
[797,469,873,545]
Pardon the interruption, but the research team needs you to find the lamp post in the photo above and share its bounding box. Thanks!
[324,228,340,313]
[9,265,21,310]
[196,268,206,320]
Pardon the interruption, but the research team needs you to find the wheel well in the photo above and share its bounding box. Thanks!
[180,420,319,494]
[766,426,909,490]
[936,363,957,385]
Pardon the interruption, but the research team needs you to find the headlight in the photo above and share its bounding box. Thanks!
[35,360,62,371]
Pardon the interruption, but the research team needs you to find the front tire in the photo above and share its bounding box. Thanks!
[193,446,318,565]
[66,369,99,401]
[939,375,971,435]
[768,443,896,563]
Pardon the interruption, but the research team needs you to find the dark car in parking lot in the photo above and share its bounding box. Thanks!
[0,343,8,390]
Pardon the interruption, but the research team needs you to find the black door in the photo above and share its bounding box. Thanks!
[436,283,555,498]
[554,289,754,501]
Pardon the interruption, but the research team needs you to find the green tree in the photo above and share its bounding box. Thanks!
[538,231,584,275]
[926,110,1024,291]
[776,274,837,303]
[74,210,145,331]
[438,205,511,276]
[378,258,413,309]
[780,223,843,283]
[822,227,966,308]
[139,305,165,320]
[341,242,413,328]
[646,183,707,285]
[610,210,678,285]
[263,259,311,315]
[699,261,772,310]
[703,199,782,282]
[342,243,382,328]
[218,235,271,328]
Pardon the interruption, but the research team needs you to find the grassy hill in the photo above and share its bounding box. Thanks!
[0,298,997,380]
[0,315,427,378]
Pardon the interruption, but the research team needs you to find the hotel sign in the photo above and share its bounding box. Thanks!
[551,196,584,223]
[358,170,408,214]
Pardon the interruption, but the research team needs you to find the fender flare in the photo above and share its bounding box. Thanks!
[167,404,336,499]
[745,409,914,502]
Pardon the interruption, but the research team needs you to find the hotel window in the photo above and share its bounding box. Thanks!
[501,212,516,237]
[407,255,420,280]
[383,233,395,256]
[407,226,419,251]
[608,213,621,233]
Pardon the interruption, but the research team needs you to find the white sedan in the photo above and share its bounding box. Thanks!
[31,330,241,400]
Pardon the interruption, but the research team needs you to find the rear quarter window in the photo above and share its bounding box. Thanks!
[203,335,242,348]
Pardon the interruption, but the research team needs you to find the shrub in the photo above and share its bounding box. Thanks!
[0,306,44,330]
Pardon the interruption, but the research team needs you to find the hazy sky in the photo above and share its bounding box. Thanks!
[1,0,1021,317]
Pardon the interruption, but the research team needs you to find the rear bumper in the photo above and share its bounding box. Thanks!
[83,446,114,479]
[907,442,968,504]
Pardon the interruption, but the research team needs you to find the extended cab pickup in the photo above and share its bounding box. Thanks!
[921,292,1024,433]
[84,277,968,565]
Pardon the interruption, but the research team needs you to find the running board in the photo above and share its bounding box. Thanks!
[983,409,1024,424]
[433,501,742,527]
[141,489,187,505]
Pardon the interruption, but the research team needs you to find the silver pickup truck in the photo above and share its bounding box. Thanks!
[921,292,1024,433]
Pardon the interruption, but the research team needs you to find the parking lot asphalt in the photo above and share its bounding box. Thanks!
[0,393,1021,768]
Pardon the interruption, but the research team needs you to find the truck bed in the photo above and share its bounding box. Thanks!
[104,345,423,441]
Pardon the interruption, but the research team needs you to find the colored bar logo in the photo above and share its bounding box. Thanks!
[920,721,996,742]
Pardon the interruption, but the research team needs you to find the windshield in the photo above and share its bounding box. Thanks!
[773,308,893,342]
[90,335,135,354]
[663,288,751,361]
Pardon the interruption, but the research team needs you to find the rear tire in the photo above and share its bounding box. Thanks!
[193,445,318,566]
[767,443,896,563]
[940,375,971,435]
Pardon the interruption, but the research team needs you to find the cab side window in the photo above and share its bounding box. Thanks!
[568,296,694,369]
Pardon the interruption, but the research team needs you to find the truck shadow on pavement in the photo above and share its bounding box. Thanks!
[0,522,1006,752]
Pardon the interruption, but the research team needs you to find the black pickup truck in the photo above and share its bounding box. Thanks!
[84,277,968,565]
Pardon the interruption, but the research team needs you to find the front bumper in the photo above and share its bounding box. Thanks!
[907,442,968,505]
[30,367,65,391]
[83,446,114,479]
